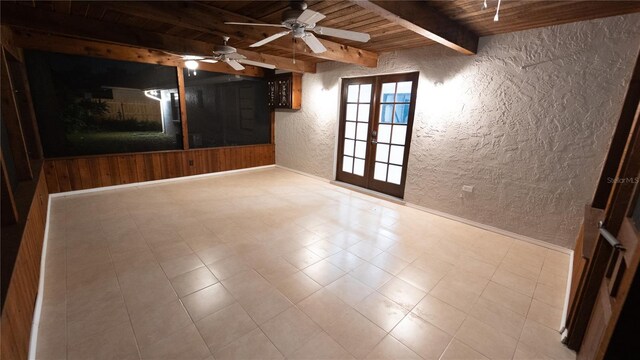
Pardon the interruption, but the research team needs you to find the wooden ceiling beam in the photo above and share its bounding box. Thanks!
[0,3,315,74]
[7,28,264,76]
[101,1,378,67]
[353,0,479,55]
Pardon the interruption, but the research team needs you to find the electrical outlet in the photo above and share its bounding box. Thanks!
[462,185,474,193]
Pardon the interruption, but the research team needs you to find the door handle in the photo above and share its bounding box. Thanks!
[371,140,377,144]
[598,221,626,250]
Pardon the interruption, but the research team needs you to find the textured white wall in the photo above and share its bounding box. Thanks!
[275,14,640,248]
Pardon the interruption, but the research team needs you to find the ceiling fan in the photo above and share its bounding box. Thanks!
[225,1,371,54]
[182,36,276,71]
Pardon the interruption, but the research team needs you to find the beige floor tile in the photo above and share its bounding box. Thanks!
[533,282,565,309]
[160,254,205,279]
[391,312,452,359]
[153,241,194,262]
[378,277,426,310]
[36,322,67,360]
[120,272,179,315]
[283,248,324,269]
[67,322,139,360]
[273,271,322,303]
[67,293,130,346]
[455,254,497,280]
[520,320,575,360]
[298,288,352,330]
[356,292,409,332]
[195,302,257,352]
[350,263,394,289]
[386,243,422,262]
[170,266,219,297]
[213,328,284,360]
[364,336,420,360]
[182,283,236,321]
[306,239,343,258]
[455,317,518,360]
[512,341,554,360]
[206,256,250,280]
[302,260,345,286]
[323,308,387,359]
[397,265,445,293]
[481,282,532,316]
[130,299,192,348]
[236,286,293,324]
[326,274,375,306]
[196,243,235,265]
[500,253,542,281]
[326,250,366,271]
[221,270,271,299]
[538,264,569,289]
[492,267,537,297]
[139,324,211,360]
[527,299,563,330]
[370,252,409,275]
[468,297,525,338]
[327,231,366,248]
[288,331,355,360]
[255,257,300,283]
[440,339,489,360]
[412,295,466,335]
[347,241,384,261]
[261,307,321,356]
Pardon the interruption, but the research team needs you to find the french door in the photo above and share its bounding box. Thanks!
[336,72,419,198]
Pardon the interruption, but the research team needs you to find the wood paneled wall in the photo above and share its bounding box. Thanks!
[43,144,275,193]
[1,170,48,360]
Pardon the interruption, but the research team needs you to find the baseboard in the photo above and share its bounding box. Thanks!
[28,192,53,360]
[561,249,574,333]
[50,164,276,198]
[330,180,406,205]
[274,165,331,184]
[275,165,572,254]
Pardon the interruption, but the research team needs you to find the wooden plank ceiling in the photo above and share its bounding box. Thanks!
[3,0,640,72]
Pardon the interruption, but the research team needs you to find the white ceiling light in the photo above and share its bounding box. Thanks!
[185,60,199,70]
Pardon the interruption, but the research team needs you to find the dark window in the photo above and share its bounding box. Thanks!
[170,93,180,120]
[183,69,270,148]
[24,50,183,157]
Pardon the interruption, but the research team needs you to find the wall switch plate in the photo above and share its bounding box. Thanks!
[462,185,474,193]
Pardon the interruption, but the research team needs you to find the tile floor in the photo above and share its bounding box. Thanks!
[36,167,575,360]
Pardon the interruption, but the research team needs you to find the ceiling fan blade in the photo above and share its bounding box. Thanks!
[225,60,245,71]
[297,9,326,25]
[201,59,219,64]
[250,31,291,47]
[238,59,276,70]
[182,55,206,60]
[312,26,371,42]
[224,22,287,28]
[302,33,327,54]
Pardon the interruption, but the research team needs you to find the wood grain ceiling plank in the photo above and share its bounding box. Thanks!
[1,3,314,74]
[353,0,479,55]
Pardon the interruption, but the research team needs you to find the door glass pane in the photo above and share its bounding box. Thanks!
[393,104,409,124]
[359,84,372,103]
[374,162,387,181]
[396,81,412,102]
[389,145,404,165]
[356,123,368,140]
[347,85,359,102]
[380,104,393,123]
[345,121,356,139]
[378,124,392,143]
[354,140,367,158]
[388,165,402,184]
[376,143,389,162]
[391,125,407,145]
[354,158,365,176]
[373,162,387,181]
[346,104,357,121]
[342,156,353,173]
[344,139,354,156]
[358,104,370,122]
[381,83,396,102]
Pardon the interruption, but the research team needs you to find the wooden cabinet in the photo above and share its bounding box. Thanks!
[267,73,301,110]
